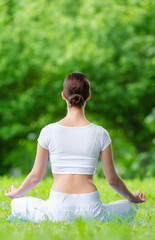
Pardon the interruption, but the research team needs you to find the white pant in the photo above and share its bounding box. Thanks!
[11,189,138,223]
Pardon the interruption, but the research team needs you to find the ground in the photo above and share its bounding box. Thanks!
[0,175,154,240]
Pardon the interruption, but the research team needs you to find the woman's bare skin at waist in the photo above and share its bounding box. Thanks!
[51,174,98,193]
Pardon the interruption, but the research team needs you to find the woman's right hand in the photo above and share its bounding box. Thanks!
[131,190,146,203]
[5,185,18,199]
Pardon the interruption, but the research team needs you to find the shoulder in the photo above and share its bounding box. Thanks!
[92,123,109,135]
[41,123,55,130]
[37,123,55,149]
[39,123,55,136]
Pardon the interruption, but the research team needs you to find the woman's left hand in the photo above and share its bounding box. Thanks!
[5,185,17,199]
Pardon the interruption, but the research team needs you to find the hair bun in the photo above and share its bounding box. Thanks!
[68,94,84,107]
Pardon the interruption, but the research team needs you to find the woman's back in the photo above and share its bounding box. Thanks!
[37,120,111,193]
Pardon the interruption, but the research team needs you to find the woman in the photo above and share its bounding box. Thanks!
[5,72,146,223]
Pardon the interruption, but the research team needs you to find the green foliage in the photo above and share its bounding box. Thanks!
[0,0,155,177]
[0,176,155,240]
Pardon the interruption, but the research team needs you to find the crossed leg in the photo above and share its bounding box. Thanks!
[11,196,48,223]
[101,199,138,222]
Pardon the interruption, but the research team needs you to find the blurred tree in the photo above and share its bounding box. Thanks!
[0,0,155,177]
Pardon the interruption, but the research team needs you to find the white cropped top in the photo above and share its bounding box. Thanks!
[37,122,111,175]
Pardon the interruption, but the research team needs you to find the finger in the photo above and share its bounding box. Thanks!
[140,193,143,198]
[141,194,145,202]
[5,190,8,195]
[9,188,11,192]
[137,189,141,195]
[5,191,9,196]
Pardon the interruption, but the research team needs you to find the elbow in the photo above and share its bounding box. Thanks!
[33,177,41,184]
[30,172,42,183]
[107,175,120,186]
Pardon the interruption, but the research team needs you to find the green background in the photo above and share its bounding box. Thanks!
[0,0,155,178]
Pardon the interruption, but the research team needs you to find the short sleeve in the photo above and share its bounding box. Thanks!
[37,126,49,150]
[101,128,112,151]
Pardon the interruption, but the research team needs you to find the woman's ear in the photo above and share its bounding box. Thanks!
[62,91,66,100]
[86,92,91,101]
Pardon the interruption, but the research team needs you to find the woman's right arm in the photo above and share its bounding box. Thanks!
[5,143,49,199]
[100,144,146,203]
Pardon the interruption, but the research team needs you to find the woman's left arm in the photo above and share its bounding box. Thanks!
[5,143,49,199]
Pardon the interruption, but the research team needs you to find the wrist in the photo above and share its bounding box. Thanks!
[13,190,22,198]
[126,193,135,202]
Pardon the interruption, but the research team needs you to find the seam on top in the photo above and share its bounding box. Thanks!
[45,126,50,150]
[48,123,57,154]
[103,129,108,147]
[90,125,99,156]
[101,127,104,151]
[56,122,94,128]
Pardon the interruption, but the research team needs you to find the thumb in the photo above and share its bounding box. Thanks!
[5,190,8,195]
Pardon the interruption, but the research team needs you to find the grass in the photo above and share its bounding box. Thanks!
[0,175,155,240]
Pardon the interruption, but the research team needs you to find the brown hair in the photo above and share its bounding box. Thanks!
[63,72,90,108]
